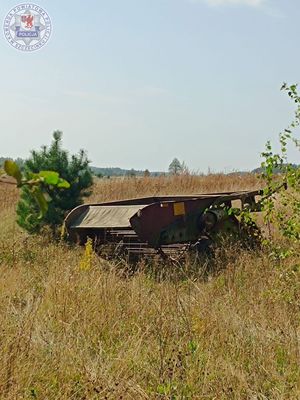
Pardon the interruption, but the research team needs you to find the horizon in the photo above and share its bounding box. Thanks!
[2,154,298,176]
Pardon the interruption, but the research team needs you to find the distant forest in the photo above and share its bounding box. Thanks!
[91,166,163,177]
[0,157,162,177]
[1,156,299,177]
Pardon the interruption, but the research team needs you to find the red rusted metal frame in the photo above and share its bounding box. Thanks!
[64,190,262,257]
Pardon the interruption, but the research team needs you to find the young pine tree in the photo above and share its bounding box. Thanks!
[17,131,93,234]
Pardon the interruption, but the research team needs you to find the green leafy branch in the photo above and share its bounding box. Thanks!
[260,83,300,242]
[3,159,70,219]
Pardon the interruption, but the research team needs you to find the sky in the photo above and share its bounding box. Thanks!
[0,0,299,172]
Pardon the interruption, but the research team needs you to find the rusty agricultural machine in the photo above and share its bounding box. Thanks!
[65,189,263,261]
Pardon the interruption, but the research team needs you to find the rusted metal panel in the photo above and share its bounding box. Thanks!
[129,191,261,247]
[130,198,215,247]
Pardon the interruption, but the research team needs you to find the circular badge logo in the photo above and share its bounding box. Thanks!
[3,4,51,52]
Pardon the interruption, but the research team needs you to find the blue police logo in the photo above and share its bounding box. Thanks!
[3,4,51,52]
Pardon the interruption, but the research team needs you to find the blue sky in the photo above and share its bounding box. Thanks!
[0,0,299,172]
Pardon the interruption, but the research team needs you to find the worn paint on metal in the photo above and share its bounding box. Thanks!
[65,189,262,250]
[173,202,185,216]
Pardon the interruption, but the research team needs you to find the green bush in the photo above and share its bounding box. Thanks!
[17,131,93,234]
[261,83,300,245]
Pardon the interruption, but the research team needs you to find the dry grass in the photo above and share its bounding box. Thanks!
[0,175,299,400]
[0,182,18,211]
[88,173,260,203]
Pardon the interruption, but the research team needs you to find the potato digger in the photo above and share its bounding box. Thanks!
[64,189,264,262]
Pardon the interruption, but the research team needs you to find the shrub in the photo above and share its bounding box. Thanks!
[17,131,93,234]
[261,83,300,244]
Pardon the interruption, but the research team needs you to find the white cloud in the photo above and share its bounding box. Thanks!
[196,0,264,7]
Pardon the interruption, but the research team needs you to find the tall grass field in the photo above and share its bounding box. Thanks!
[0,175,299,399]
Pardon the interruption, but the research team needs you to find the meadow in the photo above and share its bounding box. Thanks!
[0,174,299,399]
